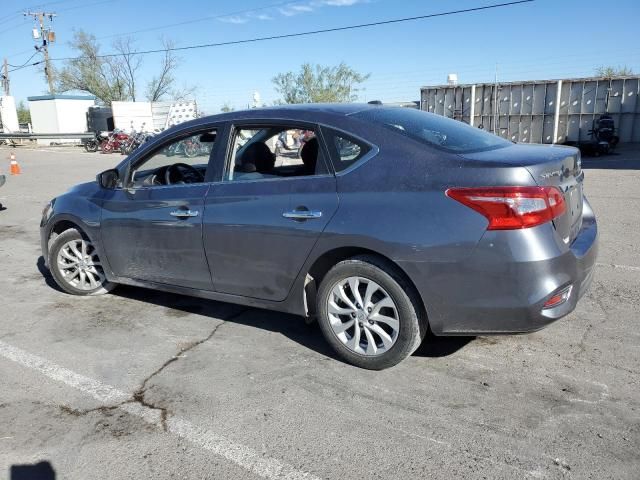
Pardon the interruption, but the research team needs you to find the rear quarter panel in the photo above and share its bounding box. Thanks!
[306,125,540,327]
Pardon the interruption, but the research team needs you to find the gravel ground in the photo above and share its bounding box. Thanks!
[0,144,638,479]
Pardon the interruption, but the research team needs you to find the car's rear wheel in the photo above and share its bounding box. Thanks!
[48,228,115,295]
[316,255,427,370]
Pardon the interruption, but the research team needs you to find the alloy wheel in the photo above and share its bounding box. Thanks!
[56,239,106,291]
[327,276,400,356]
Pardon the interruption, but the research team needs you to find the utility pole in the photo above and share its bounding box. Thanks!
[24,11,57,95]
[2,58,9,95]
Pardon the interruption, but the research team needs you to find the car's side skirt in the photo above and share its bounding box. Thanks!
[111,276,307,317]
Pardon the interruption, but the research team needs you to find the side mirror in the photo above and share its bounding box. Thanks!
[97,169,119,189]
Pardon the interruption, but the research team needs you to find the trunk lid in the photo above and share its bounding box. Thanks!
[459,144,584,244]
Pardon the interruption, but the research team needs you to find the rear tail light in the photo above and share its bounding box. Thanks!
[543,285,573,309]
[445,186,566,230]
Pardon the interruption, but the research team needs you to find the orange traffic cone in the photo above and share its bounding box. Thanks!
[9,152,21,175]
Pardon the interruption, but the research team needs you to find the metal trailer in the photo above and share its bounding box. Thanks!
[420,76,640,144]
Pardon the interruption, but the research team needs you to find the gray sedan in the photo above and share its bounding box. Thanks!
[40,104,597,369]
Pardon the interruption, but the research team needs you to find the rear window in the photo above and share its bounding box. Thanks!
[352,107,510,153]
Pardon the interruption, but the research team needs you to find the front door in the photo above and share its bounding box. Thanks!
[100,128,218,290]
[203,123,339,301]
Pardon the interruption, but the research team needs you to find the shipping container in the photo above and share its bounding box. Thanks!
[420,76,640,144]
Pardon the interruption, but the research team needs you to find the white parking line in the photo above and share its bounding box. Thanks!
[596,262,640,272]
[0,340,320,480]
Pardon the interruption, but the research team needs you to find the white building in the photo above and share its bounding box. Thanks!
[27,94,95,144]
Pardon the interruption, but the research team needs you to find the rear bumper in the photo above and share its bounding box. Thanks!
[401,198,598,335]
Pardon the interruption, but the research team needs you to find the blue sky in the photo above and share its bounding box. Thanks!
[1,0,639,113]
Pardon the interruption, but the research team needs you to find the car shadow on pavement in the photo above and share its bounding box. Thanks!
[413,333,475,358]
[111,285,474,361]
[581,157,640,170]
[112,285,341,360]
[580,146,640,170]
[10,460,56,480]
[35,256,474,361]
[36,256,64,293]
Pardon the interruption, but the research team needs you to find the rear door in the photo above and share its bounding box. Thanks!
[202,122,338,301]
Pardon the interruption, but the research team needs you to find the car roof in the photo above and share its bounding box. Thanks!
[151,103,395,147]
[176,103,382,127]
[251,103,376,115]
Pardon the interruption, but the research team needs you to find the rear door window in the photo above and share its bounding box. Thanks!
[225,125,329,181]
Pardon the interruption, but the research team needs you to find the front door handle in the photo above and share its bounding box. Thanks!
[282,210,323,220]
[170,209,199,218]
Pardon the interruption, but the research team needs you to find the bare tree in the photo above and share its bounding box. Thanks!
[56,30,194,105]
[56,31,129,104]
[113,37,142,101]
[145,38,180,102]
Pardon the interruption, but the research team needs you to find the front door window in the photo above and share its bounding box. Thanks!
[129,130,217,188]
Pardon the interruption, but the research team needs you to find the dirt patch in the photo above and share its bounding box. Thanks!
[0,225,28,240]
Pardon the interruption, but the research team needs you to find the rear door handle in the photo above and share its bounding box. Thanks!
[170,209,199,218]
[282,210,323,220]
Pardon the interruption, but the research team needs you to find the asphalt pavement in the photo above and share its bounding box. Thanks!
[0,144,638,479]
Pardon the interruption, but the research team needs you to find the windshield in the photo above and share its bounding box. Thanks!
[353,107,510,153]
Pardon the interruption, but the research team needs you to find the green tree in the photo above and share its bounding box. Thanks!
[595,65,634,78]
[16,100,31,124]
[272,63,370,104]
[220,103,235,113]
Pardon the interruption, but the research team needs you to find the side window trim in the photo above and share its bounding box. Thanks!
[319,125,379,176]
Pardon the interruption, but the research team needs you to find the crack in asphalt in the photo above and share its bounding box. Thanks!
[58,308,249,430]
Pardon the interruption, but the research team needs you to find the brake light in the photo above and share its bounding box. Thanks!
[445,186,566,230]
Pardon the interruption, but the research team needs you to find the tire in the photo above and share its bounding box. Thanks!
[100,141,113,154]
[48,228,115,296]
[316,255,427,370]
[84,140,98,153]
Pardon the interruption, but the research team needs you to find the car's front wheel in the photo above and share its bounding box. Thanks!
[48,228,115,295]
[316,255,427,370]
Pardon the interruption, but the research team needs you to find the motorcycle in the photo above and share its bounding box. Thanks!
[121,131,154,155]
[164,137,202,158]
[564,114,620,156]
[84,131,109,153]
[100,129,130,154]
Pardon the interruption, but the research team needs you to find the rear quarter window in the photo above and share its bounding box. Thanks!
[352,107,510,154]
[321,128,372,173]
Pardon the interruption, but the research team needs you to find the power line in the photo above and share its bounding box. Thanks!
[0,0,75,26]
[8,49,41,69]
[48,0,535,62]
[7,60,43,74]
[96,0,306,40]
